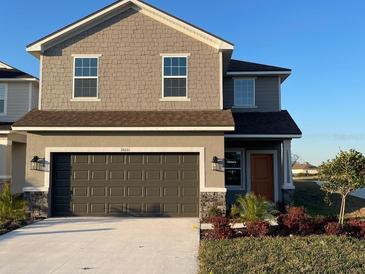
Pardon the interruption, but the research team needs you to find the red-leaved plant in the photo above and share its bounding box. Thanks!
[209,216,234,239]
[278,207,313,235]
[347,219,365,239]
[324,222,343,236]
[246,221,270,237]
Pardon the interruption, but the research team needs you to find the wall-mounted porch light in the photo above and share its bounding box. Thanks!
[30,156,47,171]
[212,156,224,171]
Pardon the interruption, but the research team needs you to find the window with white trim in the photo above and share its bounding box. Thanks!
[234,78,255,107]
[225,151,242,187]
[0,84,7,114]
[163,56,187,97]
[74,57,98,98]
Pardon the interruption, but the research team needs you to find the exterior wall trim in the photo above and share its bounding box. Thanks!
[227,71,291,76]
[225,134,302,138]
[35,146,226,193]
[246,150,279,202]
[0,78,38,82]
[13,126,235,131]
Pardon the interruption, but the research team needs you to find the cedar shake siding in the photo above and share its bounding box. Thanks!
[223,76,281,112]
[41,9,220,111]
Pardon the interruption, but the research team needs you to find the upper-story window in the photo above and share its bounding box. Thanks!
[73,56,99,99]
[234,78,255,107]
[162,56,188,99]
[0,84,7,115]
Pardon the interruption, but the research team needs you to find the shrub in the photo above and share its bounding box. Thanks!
[231,192,276,222]
[312,216,338,234]
[324,222,343,235]
[347,219,365,239]
[207,205,223,217]
[209,216,234,239]
[0,183,27,222]
[278,206,313,235]
[246,221,270,237]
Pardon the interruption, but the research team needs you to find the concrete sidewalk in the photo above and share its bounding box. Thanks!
[0,217,199,274]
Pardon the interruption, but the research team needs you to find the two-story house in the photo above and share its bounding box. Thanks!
[0,61,38,192]
[13,0,301,218]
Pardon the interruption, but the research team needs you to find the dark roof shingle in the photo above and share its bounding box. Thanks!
[228,59,291,72]
[13,109,235,128]
[228,110,301,136]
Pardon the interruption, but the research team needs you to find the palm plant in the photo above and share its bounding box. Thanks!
[0,183,27,222]
[231,192,276,222]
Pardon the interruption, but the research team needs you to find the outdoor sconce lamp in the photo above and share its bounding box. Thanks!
[30,156,46,171]
[212,156,224,171]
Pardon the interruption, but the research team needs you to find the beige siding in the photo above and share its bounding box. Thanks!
[223,76,280,112]
[11,142,26,194]
[41,9,220,111]
[22,132,225,191]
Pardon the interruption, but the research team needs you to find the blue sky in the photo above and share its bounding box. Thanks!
[1,0,364,165]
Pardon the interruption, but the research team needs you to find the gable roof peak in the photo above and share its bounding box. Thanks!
[26,0,234,57]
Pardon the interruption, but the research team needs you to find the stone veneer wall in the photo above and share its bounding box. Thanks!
[200,192,226,218]
[282,189,295,205]
[23,192,49,218]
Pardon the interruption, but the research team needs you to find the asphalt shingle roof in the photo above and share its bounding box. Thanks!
[228,59,291,72]
[228,110,301,135]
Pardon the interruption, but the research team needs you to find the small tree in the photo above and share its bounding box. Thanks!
[319,149,365,225]
[292,154,300,167]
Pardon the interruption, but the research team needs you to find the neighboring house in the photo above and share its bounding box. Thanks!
[0,61,39,192]
[12,0,301,218]
[292,162,318,176]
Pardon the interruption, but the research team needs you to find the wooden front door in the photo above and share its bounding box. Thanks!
[250,154,274,201]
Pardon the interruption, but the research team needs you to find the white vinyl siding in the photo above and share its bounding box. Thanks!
[0,84,7,115]
[234,78,255,107]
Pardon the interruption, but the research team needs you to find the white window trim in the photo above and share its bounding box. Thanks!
[233,77,256,108]
[72,55,101,101]
[0,83,8,116]
[161,55,189,101]
[225,148,245,190]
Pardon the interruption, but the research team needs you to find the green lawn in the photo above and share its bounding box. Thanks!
[294,180,365,216]
[199,236,365,274]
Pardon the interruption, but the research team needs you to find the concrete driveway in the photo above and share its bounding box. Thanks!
[0,217,199,274]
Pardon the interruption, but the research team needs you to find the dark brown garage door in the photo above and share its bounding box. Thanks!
[51,153,199,217]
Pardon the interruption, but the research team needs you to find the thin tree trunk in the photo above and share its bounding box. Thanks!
[339,195,347,225]
[341,195,347,225]
[338,196,344,224]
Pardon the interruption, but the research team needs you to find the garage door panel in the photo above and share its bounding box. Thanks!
[109,171,125,180]
[182,204,198,214]
[91,170,108,180]
[73,170,89,180]
[73,155,89,164]
[52,153,199,217]
[109,187,125,197]
[127,170,144,180]
[90,203,106,214]
[163,171,179,180]
[91,187,106,197]
[127,187,143,197]
[145,170,162,180]
[145,187,161,197]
